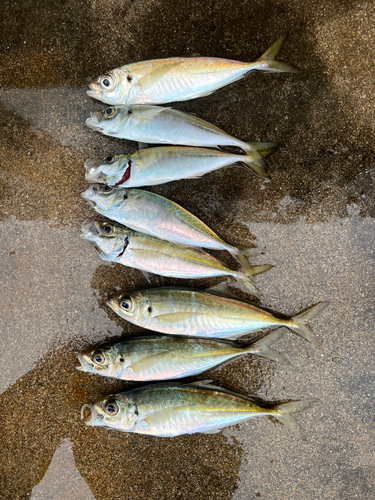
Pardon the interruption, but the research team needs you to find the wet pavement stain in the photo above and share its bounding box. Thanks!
[1,0,375,498]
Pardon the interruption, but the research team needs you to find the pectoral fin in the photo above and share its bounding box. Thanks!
[141,406,193,433]
[130,350,181,373]
[134,106,171,124]
[137,61,184,91]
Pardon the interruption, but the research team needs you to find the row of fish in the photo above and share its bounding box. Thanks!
[79,35,323,438]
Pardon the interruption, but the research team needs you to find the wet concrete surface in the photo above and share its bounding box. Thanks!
[0,0,374,498]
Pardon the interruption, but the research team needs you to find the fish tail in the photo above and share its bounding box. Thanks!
[236,264,273,297]
[246,142,280,158]
[241,264,274,277]
[228,245,257,270]
[288,302,328,348]
[241,153,269,178]
[242,140,281,178]
[255,34,299,73]
[273,400,318,441]
[248,328,290,365]
[235,274,260,298]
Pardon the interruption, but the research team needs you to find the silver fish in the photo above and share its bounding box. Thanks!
[76,330,288,381]
[81,221,271,297]
[84,144,276,187]
[81,185,257,271]
[107,286,326,346]
[86,35,297,105]
[85,104,278,159]
[82,380,314,438]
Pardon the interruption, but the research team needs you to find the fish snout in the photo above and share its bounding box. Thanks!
[76,352,94,372]
[84,159,108,184]
[85,112,102,130]
[80,220,99,241]
[81,186,98,202]
[86,79,102,99]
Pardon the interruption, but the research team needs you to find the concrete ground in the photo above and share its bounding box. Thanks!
[0,0,374,499]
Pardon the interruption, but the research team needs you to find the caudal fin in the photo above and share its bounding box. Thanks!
[241,154,269,178]
[247,142,280,158]
[249,328,290,365]
[241,264,274,277]
[236,264,273,298]
[273,400,318,441]
[288,302,328,348]
[229,245,258,270]
[256,34,298,73]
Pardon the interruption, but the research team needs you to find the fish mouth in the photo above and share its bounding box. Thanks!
[86,81,103,100]
[84,160,108,184]
[107,297,121,315]
[81,403,104,426]
[86,89,98,99]
[84,158,102,171]
[81,187,98,202]
[85,112,103,131]
[76,353,94,372]
[81,220,100,241]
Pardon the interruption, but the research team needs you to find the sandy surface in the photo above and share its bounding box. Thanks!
[0,0,374,499]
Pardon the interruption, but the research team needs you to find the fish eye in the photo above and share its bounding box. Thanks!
[120,297,132,311]
[103,224,114,235]
[127,109,133,115]
[104,155,115,163]
[92,351,105,364]
[127,75,132,82]
[103,185,112,192]
[104,107,115,117]
[100,75,113,89]
[105,401,119,415]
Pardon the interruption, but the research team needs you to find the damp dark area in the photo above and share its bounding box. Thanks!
[0,0,374,499]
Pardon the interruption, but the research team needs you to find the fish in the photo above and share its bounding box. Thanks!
[85,104,279,177]
[86,35,297,105]
[76,330,288,381]
[81,380,315,438]
[107,286,327,346]
[81,221,272,297]
[81,184,258,271]
[84,144,277,187]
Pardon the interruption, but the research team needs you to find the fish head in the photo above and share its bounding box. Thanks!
[82,395,138,431]
[84,155,129,186]
[81,184,127,214]
[87,68,132,105]
[107,290,148,325]
[85,105,124,135]
[77,343,127,378]
[80,220,130,255]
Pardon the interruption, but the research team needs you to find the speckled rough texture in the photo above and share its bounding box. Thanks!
[0,0,374,499]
